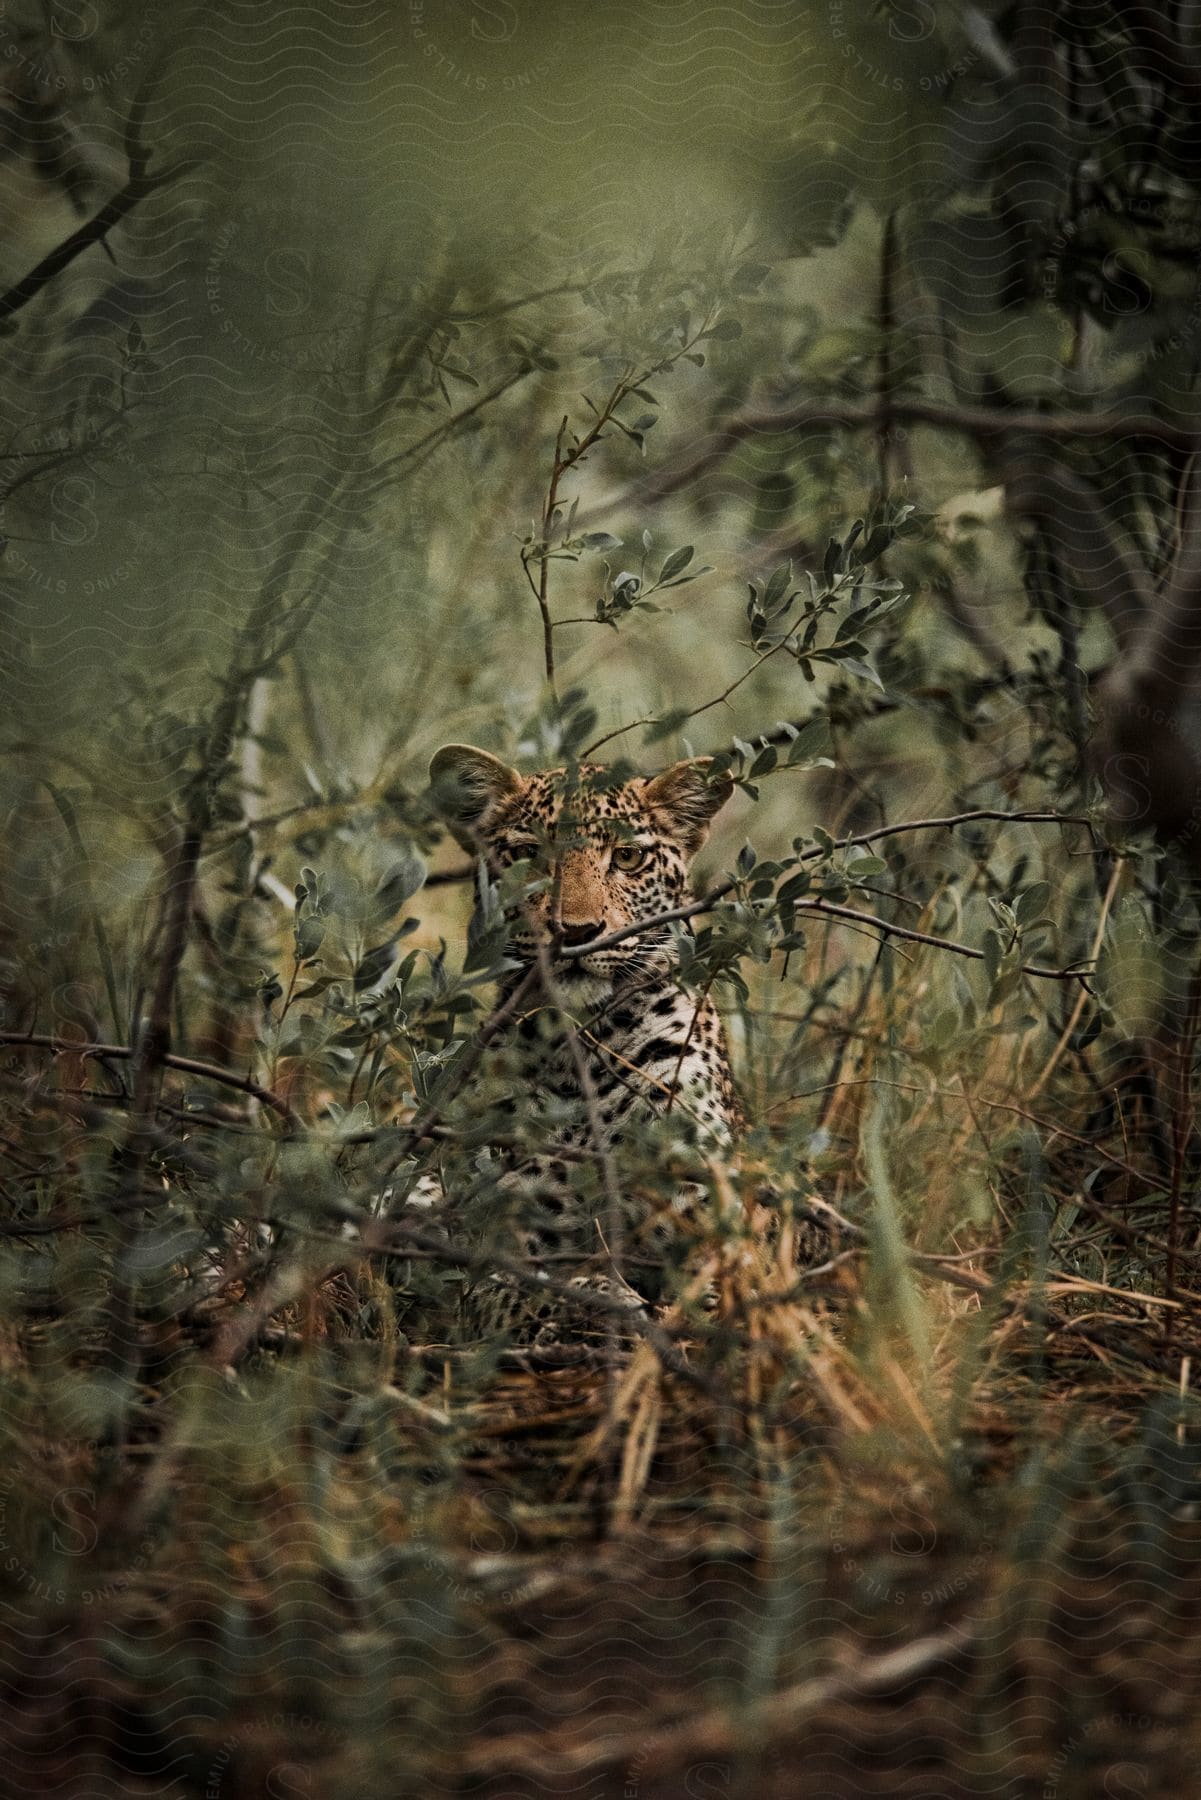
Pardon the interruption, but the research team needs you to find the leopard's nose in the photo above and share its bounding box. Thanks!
[557,920,605,947]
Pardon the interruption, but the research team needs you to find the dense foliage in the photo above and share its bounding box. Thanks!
[3,3,1201,1795]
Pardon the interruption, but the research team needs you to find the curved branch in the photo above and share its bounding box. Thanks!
[575,396,1198,530]
[0,1032,296,1124]
[549,809,1096,979]
[790,898,1088,983]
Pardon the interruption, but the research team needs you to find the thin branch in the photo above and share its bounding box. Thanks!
[791,897,1089,983]
[555,887,1086,980]
[365,368,528,495]
[533,414,570,695]
[823,806,1096,855]
[583,639,788,758]
[0,180,167,324]
[575,395,1199,531]
[446,279,616,323]
[524,314,722,697]
[378,966,543,1175]
[0,1032,297,1123]
[0,61,177,324]
[1028,859,1122,1097]
[874,211,915,492]
[553,809,1096,968]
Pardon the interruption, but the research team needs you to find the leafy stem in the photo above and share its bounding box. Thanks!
[520,313,723,697]
[583,501,917,760]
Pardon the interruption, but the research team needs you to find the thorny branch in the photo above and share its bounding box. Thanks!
[0,56,181,325]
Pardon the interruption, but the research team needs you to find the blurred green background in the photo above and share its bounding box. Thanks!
[4,4,1201,1797]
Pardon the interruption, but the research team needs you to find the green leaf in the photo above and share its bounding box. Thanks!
[293,975,337,1000]
[438,362,479,387]
[1015,882,1052,929]
[823,538,841,585]
[836,605,882,643]
[778,869,811,904]
[839,656,885,691]
[354,943,396,991]
[661,564,712,589]
[330,1023,373,1046]
[371,849,426,922]
[989,899,1018,933]
[763,562,792,611]
[991,965,1023,1006]
[786,717,834,764]
[658,545,694,583]
[296,916,326,961]
[354,920,418,991]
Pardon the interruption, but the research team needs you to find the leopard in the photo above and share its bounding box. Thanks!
[419,744,749,1339]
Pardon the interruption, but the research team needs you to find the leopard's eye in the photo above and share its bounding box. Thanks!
[505,838,539,859]
[611,844,648,873]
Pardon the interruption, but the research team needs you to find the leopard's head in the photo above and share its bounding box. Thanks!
[429,746,733,982]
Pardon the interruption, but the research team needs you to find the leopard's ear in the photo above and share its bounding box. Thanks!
[429,744,524,848]
[642,758,734,856]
